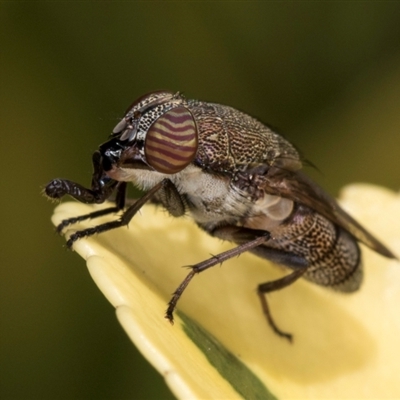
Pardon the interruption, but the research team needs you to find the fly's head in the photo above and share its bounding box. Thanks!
[100,91,199,183]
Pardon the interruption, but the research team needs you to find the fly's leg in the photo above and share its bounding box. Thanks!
[55,182,127,233]
[211,225,310,341]
[169,224,309,341]
[45,151,116,203]
[153,178,186,217]
[65,179,174,248]
[45,151,124,232]
[257,267,307,342]
[165,229,271,323]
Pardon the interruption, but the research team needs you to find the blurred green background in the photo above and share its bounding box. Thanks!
[1,3,400,399]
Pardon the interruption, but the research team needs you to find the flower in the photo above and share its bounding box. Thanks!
[52,184,400,399]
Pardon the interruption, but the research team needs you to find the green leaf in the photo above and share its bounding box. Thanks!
[179,312,277,400]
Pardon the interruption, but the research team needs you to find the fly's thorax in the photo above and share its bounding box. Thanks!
[173,165,297,231]
[188,99,301,173]
[173,165,254,227]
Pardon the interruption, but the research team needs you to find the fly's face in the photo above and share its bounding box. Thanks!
[45,90,396,342]
[100,91,198,181]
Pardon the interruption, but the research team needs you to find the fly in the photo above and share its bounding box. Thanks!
[45,91,396,341]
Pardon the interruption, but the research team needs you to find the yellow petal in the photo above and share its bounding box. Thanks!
[52,183,400,399]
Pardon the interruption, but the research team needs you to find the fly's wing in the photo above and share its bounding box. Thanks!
[263,167,396,259]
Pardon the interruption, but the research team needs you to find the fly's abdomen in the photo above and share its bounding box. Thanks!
[269,205,362,292]
[305,225,362,292]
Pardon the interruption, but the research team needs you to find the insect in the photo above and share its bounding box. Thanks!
[45,91,396,341]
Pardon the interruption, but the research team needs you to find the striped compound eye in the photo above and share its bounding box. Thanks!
[144,106,198,174]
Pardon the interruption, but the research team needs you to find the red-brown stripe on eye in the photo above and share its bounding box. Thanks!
[145,107,198,174]
[154,122,196,135]
[146,140,197,157]
[148,126,196,141]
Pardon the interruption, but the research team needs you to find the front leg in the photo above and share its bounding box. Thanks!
[45,151,117,204]
[153,178,186,217]
[54,182,127,233]
[65,179,173,248]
